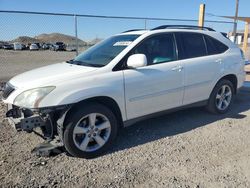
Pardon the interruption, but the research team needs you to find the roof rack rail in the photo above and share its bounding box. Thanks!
[122,29,145,33]
[151,25,215,31]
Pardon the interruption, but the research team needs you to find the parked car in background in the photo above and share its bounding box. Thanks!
[29,43,39,51]
[2,25,246,158]
[14,42,23,50]
[50,42,66,51]
[41,43,51,50]
[66,45,77,51]
[34,43,41,49]
[21,44,28,50]
[2,44,14,50]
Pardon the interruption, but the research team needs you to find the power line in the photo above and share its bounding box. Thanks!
[0,10,234,24]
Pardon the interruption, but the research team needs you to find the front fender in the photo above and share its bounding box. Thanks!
[39,73,126,120]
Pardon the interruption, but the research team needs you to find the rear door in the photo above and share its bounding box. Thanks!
[175,32,224,105]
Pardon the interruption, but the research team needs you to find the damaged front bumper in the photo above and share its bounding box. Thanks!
[5,104,71,140]
[6,106,45,132]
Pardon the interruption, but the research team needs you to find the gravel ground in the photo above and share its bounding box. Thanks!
[0,47,250,187]
[1,87,250,187]
[0,50,76,81]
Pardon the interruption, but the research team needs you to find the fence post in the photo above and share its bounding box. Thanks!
[74,14,79,56]
[233,0,239,43]
[243,22,249,55]
[144,19,147,30]
[198,4,205,27]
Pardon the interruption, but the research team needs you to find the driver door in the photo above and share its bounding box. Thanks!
[123,33,184,120]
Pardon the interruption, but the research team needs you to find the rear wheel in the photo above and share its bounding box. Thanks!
[206,79,235,114]
[63,103,118,158]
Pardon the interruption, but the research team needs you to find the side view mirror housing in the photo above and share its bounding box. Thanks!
[127,54,147,69]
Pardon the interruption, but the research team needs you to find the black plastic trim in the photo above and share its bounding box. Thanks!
[123,100,208,127]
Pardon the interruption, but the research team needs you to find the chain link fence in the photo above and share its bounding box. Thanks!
[0,10,234,83]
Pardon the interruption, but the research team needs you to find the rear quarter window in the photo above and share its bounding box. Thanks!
[204,35,229,55]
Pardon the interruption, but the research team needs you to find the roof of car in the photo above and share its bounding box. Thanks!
[119,29,215,35]
[118,27,236,49]
[119,25,216,35]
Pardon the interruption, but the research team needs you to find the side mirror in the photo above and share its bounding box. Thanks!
[127,54,147,69]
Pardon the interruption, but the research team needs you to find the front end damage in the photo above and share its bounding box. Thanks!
[1,81,73,156]
[5,104,71,156]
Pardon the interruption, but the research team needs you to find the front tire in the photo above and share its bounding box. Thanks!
[206,79,235,114]
[63,103,118,158]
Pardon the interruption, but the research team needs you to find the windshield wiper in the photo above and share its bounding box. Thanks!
[66,59,83,65]
[66,60,104,67]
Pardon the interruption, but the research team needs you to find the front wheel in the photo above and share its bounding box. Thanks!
[206,79,235,114]
[63,103,118,158]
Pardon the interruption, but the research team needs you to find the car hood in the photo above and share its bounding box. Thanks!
[9,62,98,88]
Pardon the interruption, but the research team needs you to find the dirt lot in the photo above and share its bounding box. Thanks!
[0,47,250,187]
[0,87,250,187]
[0,49,76,81]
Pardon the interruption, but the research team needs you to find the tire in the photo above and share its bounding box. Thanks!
[63,103,118,158]
[206,79,235,114]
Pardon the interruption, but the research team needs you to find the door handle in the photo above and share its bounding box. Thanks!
[171,65,183,72]
[215,59,222,63]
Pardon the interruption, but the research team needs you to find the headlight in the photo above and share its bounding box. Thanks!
[14,86,55,108]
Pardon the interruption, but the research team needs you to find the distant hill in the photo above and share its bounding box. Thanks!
[11,36,40,44]
[10,33,87,46]
[35,33,87,46]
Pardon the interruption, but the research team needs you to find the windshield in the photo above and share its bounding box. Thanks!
[70,34,140,67]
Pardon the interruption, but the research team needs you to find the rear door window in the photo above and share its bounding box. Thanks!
[180,33,207,59]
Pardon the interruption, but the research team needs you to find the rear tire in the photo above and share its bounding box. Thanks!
[206,79,235,114]
[63,103,118,158]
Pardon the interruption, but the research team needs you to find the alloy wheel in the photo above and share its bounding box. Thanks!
[72,113,111,152]
[215,85,232,111]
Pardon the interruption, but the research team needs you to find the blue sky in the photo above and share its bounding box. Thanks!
[0,0,249,41]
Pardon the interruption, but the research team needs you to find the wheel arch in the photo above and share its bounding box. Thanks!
[206,74,237,114]
[63,96,124,129]
[216,74,238,94]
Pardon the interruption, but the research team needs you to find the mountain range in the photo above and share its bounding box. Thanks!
[8,33,102,46]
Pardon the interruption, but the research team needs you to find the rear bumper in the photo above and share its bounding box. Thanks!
[237,71,246,89]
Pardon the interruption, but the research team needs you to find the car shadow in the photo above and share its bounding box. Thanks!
[107,88,250,155]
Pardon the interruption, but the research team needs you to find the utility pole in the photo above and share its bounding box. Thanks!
[74,15,79,56]
[233,0,239,43]
[198,4,205,27]
[243,22,249,54]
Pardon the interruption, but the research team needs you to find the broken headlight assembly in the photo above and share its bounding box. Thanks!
[13,86,55,108]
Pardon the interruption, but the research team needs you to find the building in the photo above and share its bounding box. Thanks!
[228,30,250,45]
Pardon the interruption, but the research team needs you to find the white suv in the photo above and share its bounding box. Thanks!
[2,25,245,158]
